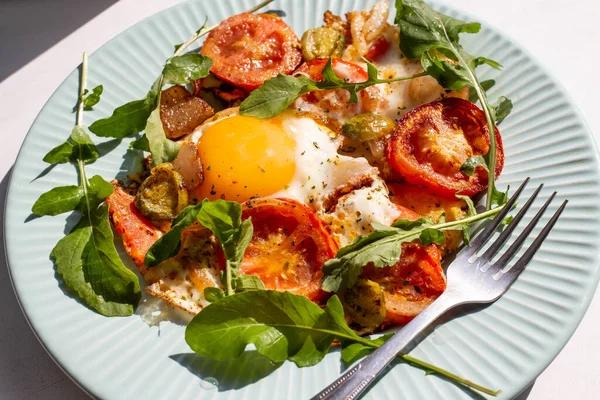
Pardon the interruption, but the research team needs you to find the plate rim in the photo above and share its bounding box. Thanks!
[5,0,600,399]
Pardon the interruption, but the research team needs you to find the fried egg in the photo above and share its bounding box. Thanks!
[182,109,401,244]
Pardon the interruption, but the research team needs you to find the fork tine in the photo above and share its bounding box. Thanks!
[490,191,557,271]
[466,178,530,255]
[497,199,568,283]
[479,184,543,262]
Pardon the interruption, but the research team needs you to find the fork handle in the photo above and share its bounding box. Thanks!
[311,293,458,400]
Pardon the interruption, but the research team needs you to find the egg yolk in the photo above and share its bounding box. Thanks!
[195,115,296,202]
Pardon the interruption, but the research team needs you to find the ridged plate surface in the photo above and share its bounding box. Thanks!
[6,1,600,399]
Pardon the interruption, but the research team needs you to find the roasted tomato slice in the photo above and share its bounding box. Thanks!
[362,242,446,326]
[386,98,504,199]
[293,57,381,114]
[201,13,302,91]
[105,182,161,273]
[237,198,338,302]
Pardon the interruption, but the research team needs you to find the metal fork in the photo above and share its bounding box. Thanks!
[312,178,568,400]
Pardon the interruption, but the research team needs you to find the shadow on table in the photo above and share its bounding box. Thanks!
[0,0,118,83]
[0,168,89,399]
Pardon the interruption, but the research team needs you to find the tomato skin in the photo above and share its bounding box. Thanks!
[105,183,161,273]
[386,98,504,199]
[234,198,338,302]
[201,13,302,91]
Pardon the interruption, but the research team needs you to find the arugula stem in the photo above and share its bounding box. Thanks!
[400,353,501,396]
[244,322,499,396]
[77,52,88,128]
[317,71,429,92]
[76,53,93,216]
[437,21,497,210]
[172,0,274,58]
[391,203,504,243]
[433,204,504,230]
[77,52,90,192]
[225,260,234,296]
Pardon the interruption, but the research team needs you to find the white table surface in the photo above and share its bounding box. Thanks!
[1,0,598,398]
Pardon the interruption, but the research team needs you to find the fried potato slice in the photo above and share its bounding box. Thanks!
[160,85,214,139]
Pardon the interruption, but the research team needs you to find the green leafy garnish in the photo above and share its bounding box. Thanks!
[88,78,160,139]
[491,95,513,124]
[144,103,181,166]
[395,0,511,209]
[145,199,262,296]
[144,203,203,267]
[162,54,214,84]
[186,291,368,366]
[460,154,487,176]
[322,204,505,292]
[31,53,141,316]
[232,274,266,292]
[341,333,393,365]
[81,85,103,110]
[196,200,254,296]
[468,79,494,102]
[32,185,84,216]
[42,126,100,165]
[204,287,225,303]
[186,290,500,396]
[240,58,427,119]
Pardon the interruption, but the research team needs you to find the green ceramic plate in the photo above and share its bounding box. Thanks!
[6,0,600,399]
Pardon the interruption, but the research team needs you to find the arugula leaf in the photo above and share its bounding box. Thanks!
[491,96,513,124]
[32,186,84,216]
[129,135,150,151]
[321,229,404,292]
[43,126,100,165]
[196,200,254,295]
[186,291,368,367]
[341,333,393,365]
[232,275,266,292]
[43,142,74,164]
[457,194,477,217]
[395,0,510,210]
[469,79,495,102]
[322,204,505,292]
[144,203,204,267]
[239,74,316,118]
[460,155,487,176]
[71,126,100,164]
[89,76,161,139]
[82,85,103,110]
[456,194,477,244]
[392,217,433,230]
[52,204,141,316]
[82,175,115,213]
[204,287,225,303]
[163,54,213,84]
[240,58,426,119]
[490,184,510,208]
[420,227,446,245]
[144,104,180,166]
[88,97,154,138]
